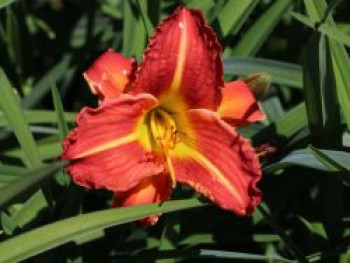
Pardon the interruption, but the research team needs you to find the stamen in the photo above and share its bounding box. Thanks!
[166,156,176,188]
[149,109,180,188]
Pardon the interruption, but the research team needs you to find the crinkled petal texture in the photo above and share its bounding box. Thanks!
[172,109,261,215]
[113,174,171,227]
[131,7,223,111]
[83,49,136,99]
[62,94,164,191]
[217,81,265,127]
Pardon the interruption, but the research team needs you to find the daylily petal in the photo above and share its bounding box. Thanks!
[217,80,265,127]
[83,49,136,99]
[172,109,261,215]
[62,94,164,191]
[131,7,223,111]
[112,173,171,227]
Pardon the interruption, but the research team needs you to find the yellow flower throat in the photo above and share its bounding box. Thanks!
[149,109,179,188]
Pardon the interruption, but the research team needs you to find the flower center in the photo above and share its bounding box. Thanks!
[149,108,180,188]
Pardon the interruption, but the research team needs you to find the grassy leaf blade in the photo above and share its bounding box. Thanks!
[137,0,154,38]
[51,83,69,139]
[0,199,204,262]
[304,0,350,130]
[217,0,258,37]
[0,68,42,168]
[232,0,292,56]
[0,161,67,209]
[224,57,302,88]
[21,56,71,109]
[0,0,15,8]
[292,12,350,47]
[0,110,76,127]
[308,145,349,172]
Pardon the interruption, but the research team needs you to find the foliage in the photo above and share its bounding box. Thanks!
[0,0,350,262]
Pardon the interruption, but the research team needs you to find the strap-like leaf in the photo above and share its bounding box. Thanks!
[0,198,205,263]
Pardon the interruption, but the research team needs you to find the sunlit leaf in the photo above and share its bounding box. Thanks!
[224,57,302,88]
[265,149,350,174]
[0,0,15,8]
[308,145,350,172]
[304,0,350,131]
[292,12,350,47]
[0,110,76,127]
[0,199,205,262]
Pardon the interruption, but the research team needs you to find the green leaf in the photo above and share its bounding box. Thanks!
[8,190,48,230]
[297,216,327,239]
[1,212,18,235]
[136,0,154,38]
[0,161,67,210]
[308,145,349,172]
[198,249,292,262]
[217,0,258,37]
[231,0,293,56]
[157,216,180,263]
[5,7,22,75]
[261,96,285,121]
[253,103,307,147]
[178,233,280,246]
[264,149,350,174]
[21,56,71,109]
[329,41,350,131]
[291,12,350,47]
[50,84,70,186]
[224,57,302,89]
[180,234,214,246]
[184,0,214,16]
[299,1,347,242]
[3,136,61,161]
[0,164,27,176]
[302,32,342,147]
[27,15,56,40]
[304,0,330,23]
[0,68,42,168]
[274,103,307,137]
[132,19,147,60]
[0,110,76,127]
[0,198,205,262]
[122,0,146,60]
[35,137,62,159]
[258,205,308,263]
[51,83,69,139]
[304,0,350,131]
[101,2,122,19]
[0,0,15,8]
[316,0,342,26]
[206,0,225,25]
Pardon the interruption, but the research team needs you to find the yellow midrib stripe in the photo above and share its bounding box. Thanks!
[169,17,187,93]
[75,133,138,158]
[182,146,244,209]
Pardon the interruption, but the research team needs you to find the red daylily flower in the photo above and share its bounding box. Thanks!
[62,7,264,226]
